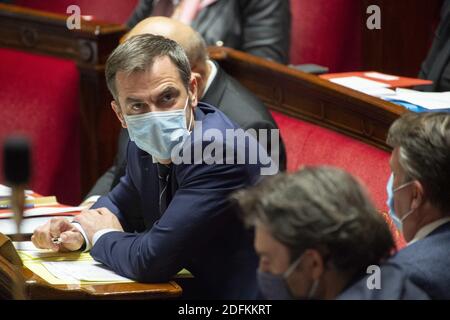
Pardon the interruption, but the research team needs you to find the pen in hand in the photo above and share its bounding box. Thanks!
[51,237,62,245]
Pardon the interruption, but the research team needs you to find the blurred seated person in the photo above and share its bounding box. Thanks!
[386,112,450,299]
[418,0,450,92]
[234,166,429,300]
[84,16,286,204]
[127,0,291,64]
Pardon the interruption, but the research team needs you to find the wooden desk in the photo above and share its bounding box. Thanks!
[22,265,182,300]
[208,47,407,152]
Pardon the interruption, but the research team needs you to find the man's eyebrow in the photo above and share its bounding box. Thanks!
[155,86,180,98]
[125,97,144,104]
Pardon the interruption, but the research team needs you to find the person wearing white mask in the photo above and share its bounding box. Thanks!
[386,112,450,299]
[234,166,426,299]
[31,34,271,299]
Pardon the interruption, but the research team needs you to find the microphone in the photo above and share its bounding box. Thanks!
[2,136,30,299]
[3,136,31,239]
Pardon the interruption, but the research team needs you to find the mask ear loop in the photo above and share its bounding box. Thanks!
[307,279,320,299]
[186,97,194,132]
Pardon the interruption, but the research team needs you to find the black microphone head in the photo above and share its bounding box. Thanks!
[3,136,31,185]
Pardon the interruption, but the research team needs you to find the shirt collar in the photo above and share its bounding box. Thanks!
[408,217,450,246]
[201,59,218,99]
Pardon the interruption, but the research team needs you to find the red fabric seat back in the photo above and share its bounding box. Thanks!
[14,0,138,24]
[271,111,406,248]
[0,48,81,205]
[289,0,362,72]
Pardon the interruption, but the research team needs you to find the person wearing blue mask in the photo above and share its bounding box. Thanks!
[385,112,450,299]
[386,173,416,231]
[234,166,426,299]
[31,34,272,299]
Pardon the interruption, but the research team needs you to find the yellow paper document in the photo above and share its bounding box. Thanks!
[17,242,134,285]
[16,242,192,285]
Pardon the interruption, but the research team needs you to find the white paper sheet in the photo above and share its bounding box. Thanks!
[41,260,132,282]
[393,88,450,110]
[0,184,34,198]
[0,206,83,219]
[13,240,38,251]
[364,72,399,81]
[330,76,391,89]
[0,216,74,235]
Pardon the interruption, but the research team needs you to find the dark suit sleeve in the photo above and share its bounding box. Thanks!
[90,141,141,232]
[126,0,155,28]
[240,0,291,64]
[418,0,450,92]
[90,162,254,282]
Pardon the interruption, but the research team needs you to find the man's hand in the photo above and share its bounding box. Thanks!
[32,217,84,252]
[73,208,123,244]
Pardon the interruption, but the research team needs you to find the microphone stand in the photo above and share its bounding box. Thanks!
[10,184,26,300]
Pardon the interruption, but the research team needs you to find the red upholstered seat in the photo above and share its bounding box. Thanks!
[0,48,81,205]
[271,111,406,248]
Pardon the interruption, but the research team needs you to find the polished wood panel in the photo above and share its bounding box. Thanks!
[0,3,127,197]
[22,266,182,300]
[209,47,406,151]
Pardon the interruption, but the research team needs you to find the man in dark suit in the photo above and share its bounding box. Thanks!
[234,166,427,300]
[337,262,429,300]
[84,16,286,204]
[418,0,450,92]
[32,34,274,299]
[127,0,291,64]
[385,112,450,299]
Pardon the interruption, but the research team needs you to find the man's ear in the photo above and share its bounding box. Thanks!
[192,71,203,97]
[111,101,127,128]
[302,249,325,281]
[411,180,424,210]
[188,74,198,109]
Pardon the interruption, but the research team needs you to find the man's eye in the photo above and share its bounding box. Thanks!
[161,94,173,103]
[131,103,145,111]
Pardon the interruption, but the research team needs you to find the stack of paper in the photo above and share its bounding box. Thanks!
[329,76,397,97]
[388,88,450,110]
[0,216,75,236]
[0,184,34,199]
[16,241,134,285]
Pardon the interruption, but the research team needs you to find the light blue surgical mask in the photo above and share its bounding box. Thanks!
[386,173,415,230]
[257,253,319,300]
[125,97,192,160]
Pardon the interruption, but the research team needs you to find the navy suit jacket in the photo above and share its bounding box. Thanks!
[389,222,450,299]
[337,262,429,300]
[91,103,266,299]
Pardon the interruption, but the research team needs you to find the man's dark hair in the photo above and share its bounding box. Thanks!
[105,33,191,101]
[233,166,395,278]
[387,112,450,214]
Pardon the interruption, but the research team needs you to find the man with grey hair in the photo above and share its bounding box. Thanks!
[386,112,450,299]
[234,166,428,299]
[32,34,267,299]
[84,16,285,203]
